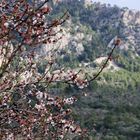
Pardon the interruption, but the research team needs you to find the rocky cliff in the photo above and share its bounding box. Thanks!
[38,0,140,61]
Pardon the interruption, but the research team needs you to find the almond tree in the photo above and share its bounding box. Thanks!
[0,0,120,139]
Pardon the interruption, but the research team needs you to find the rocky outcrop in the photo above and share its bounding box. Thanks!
[121,9,140,51]
[35,21,93,59]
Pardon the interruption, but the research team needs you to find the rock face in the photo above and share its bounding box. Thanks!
[35,21,92,59]
[38,0,140,59]
[76,2,140,53]
[121,9,140,51]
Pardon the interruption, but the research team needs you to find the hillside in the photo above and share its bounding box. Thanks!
[45,0,140,67]
[47,1,140,139]
[52,1,140,49]
[45,0,140,85]
[35,1,140,139]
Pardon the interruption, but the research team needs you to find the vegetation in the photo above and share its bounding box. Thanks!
[50,1,140,139]
[0,0,140,139]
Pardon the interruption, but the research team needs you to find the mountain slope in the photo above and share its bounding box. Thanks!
[48,1,140,139]
[52,0,140,55]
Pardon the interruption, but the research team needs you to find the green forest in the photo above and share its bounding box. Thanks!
[48,1,140,139]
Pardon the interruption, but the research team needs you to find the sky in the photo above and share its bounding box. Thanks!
[93,0,140,11]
